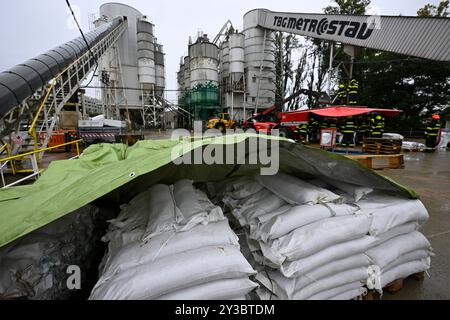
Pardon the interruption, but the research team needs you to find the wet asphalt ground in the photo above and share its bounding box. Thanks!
[382,150,450,300]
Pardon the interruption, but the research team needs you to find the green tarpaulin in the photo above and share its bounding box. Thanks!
[0,134,417,248]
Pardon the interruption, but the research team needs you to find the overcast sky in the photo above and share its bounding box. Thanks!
[0,0,441,101]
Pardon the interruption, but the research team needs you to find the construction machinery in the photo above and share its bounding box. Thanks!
[206,113,236,132]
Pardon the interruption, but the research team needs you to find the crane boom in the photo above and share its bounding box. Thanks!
[247,9,450,61]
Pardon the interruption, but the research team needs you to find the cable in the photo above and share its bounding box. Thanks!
[65,0,98,88]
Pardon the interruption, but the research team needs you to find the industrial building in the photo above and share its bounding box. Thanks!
[177,10,277,125]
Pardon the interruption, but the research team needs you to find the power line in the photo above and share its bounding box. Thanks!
[65,0,98,88]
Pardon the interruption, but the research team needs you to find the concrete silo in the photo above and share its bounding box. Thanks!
[99,3,143,111]
[227,32,246,121]
[243,9,276,114]
[154,43,166,96]
[187,35,221,124]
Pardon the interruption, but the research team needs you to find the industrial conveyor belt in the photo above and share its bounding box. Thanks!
[0,17,125,118]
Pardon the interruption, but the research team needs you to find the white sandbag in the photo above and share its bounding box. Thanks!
[173,180,207,222]
[90,245,256,300]
[281,236,376,278]
[104,229,144,260]
[330,287,368,300]
[258,267,368,300]
[380,258,431,288]
[326,179,373,202]
[254,205,293,224]
[260,214,373,266]
[358,194,429,236]
[257,287,280,301]
[256,173,341,205]
[225,177,264,200]
[232,190,286,226]
[109,190,152,231]
[382,249,433,272]
[143,184,180,240]
[252,203,357,242]
[172,182,226,231]
[256,254,369,299]
[307,282,364,300]
[291,254,370,289]
[374,222,419,246]
[142,183,225,241]
[157,278,258,300]
[252,251,282,270]
[231,296,248,300]
[293,267,369,300]
[100,221,240,281]
[366,231,431,270]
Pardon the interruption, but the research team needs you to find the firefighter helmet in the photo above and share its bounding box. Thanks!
[432,114,441,120]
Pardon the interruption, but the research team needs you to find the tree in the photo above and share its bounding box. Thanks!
[417,0,449,17]
[274,32,300,106]
[324,0,371,15]
[354,1,450,131]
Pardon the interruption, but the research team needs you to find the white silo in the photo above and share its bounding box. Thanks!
[218,40,229,107]
[183,56,191,91]
[189,35,219,89]
[137,18,156,88]
[221,41,230,89]
[228,32,245,121]
[243,9,276,114]
[154,43,166,96]
[177,58,185,101]
[99,3,144,111]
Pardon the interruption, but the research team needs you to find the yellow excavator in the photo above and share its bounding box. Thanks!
[207,113,237,132]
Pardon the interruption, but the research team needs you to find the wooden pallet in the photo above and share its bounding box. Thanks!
[346,154,405,170]
[363,272,426,300]
[363,138,403,155]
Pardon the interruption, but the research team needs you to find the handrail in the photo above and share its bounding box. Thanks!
[27,21,127,137]
[0,140,82,163]
[0,143,7,154]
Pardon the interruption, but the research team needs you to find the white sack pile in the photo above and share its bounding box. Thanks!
[222,173,432,300]
[0,205,101,300]
[90,180,257,300]
[358,193,433,292]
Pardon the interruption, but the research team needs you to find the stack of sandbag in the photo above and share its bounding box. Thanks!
[90,180,257,300]
[0,205,102,300]
[222,173,375,300]
[357,192,433,292]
